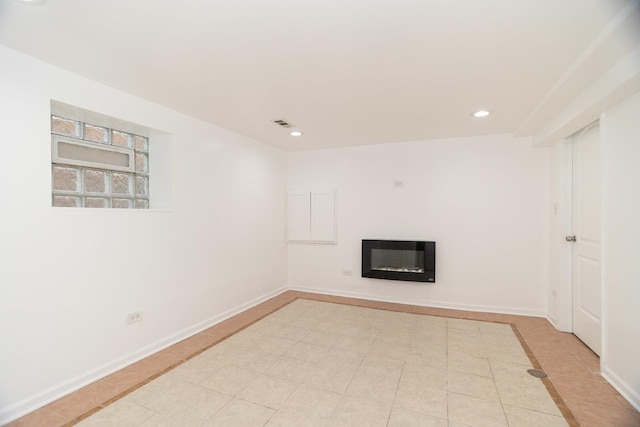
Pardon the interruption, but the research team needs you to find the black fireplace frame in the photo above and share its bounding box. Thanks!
[362,239,436,283]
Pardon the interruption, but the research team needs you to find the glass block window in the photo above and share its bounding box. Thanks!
[51,115,149,209]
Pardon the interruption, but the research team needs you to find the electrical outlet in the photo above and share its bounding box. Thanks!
[126,310,143,325]
[342,269,353,276]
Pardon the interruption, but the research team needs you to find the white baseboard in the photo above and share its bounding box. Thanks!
[546,314,560,329]
[601,364,640,412]
[0,286,287,426]
[288,285,546,318]
[545,315,573,333]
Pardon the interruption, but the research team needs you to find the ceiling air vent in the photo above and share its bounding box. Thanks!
[273,119,294,128]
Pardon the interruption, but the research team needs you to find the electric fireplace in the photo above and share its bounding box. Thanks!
[362,239,436,283]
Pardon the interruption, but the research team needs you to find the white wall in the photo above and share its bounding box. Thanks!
[0,45,287,424]
[287,134,549,316]
[600,91,640,410]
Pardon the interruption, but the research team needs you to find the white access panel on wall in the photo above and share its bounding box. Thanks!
[311,190,336,242]
[287,190,336,243]
[287,191,311,241]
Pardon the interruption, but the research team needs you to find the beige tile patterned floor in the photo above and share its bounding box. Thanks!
[72,299,563,426]
[7,291,640,427]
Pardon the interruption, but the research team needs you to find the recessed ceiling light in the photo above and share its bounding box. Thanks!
[289,131,303,137]
[473,110,491,118]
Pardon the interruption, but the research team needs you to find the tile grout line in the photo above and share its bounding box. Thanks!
[485,347,509,426]
[444,319,450,425]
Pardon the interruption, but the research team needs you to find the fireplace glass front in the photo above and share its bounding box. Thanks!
[362,240,435,282]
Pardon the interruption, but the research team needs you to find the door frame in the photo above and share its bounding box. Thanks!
[547,122,603,346]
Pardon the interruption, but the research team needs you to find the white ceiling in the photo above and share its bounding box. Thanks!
[0,0,638,151]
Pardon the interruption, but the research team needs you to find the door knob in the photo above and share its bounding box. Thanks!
[565,235,577,242]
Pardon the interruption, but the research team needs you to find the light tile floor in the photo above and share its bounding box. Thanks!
[7,291,640,427]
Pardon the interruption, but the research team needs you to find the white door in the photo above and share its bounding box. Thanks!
[571,121,602,355]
